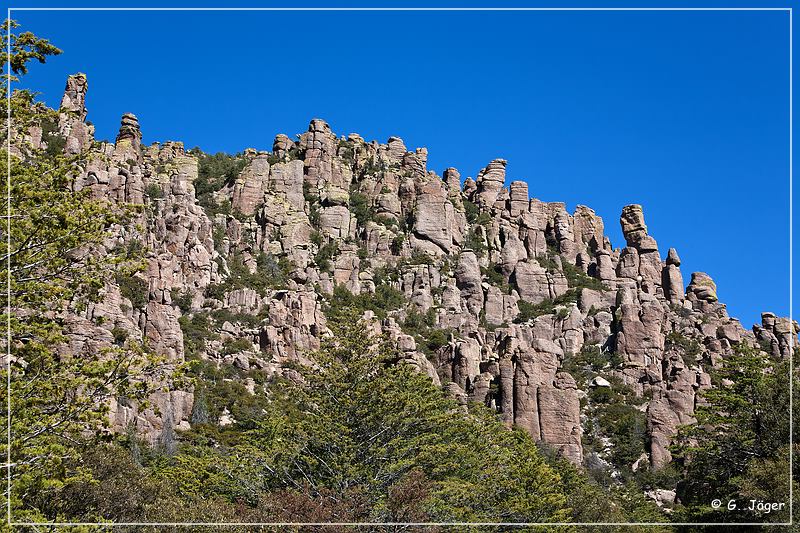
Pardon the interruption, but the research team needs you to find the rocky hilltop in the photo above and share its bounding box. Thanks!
[33,73,797,479]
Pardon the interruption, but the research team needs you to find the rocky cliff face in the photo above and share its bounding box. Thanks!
[44,73,797,473]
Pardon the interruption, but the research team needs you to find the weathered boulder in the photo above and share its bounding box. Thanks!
[686,272,718,302]
[573,205,604,254]
[620,204,658,251]
[475,159,507,209]
[413,175,455,253]
[513,259,567,304]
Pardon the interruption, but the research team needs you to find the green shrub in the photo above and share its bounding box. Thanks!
[190,388,210,425]
[338,139,356,164]
[349,189,375,226]
[222,337,254,355]
[179,312,219,358]
[475,211,492,227]
[204,198,232,218]
[212,224,226,253]
[375,215,396,229]
[303,181,319,203]
[111,239,145,260]
[170,288,192,313]
[40,115,66,158]
[560,345,623,389]
[391,234,405,255]
[186,358,270,427]
[562,260,604,291]
[210,308,265,328]
[464,227,486,257]
[596,403,647,470]
[267,145,305,165]
[481,263,510,293]
[634,463,682,491]
[196,152,247,192]
[425,327,451,352]
[361,157,385,176]
[409,250,435,265]
[589,386,613,404]
[515,290,578,323]
[315,241,339,273]
[115,273,149,310]
[326,283,405,321]
[579,345,607,371]
[372,265,400,286]
[463,199,480,224]
[666,332,702,367]
[144,183,164,199]
[206,252,292,299]
[111,327,128,346]
[194,152,247,211]
[402,307,453,358]
[403,306,435,332]
[286,146,305,161]
[535,254,560,272]
[308,203,321,227]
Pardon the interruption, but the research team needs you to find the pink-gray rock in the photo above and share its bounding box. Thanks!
[686,272,718,302]
[232,155,270,216]
[475,159,507,209]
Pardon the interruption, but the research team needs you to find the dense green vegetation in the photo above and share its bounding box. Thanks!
[205,251,292,299]
[462,198,480,224]
[191,151,248,216]
[463,226,487,257]
[115,271,149,309]
[325,283,405,321]
[31,311,672,528]
[39,114,65,157]
[665,331,703,368]
[313,239,339,273]
[562,259,605,291]
[515,290,577,322]
[3,22,173,524]
[560,345,649,484]
[560,345,623,387]
[178,312,219,358]
[348,187,376,226]
[482,262,511,293]
[144,182,164,199]
[670,344,797,526]
[401,306,454,358]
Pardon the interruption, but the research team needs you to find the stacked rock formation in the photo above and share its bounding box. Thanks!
[37,74,798,472]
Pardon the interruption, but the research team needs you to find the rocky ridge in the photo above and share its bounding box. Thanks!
[33,74,799,476]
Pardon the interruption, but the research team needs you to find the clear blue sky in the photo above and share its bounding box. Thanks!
[11,2,794,329]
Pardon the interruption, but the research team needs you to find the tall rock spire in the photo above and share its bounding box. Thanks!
[58,73,93,154]
[619,204,661,293]
[662,247,685,304]
[116,112,142,152]
[59,72,88,119]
